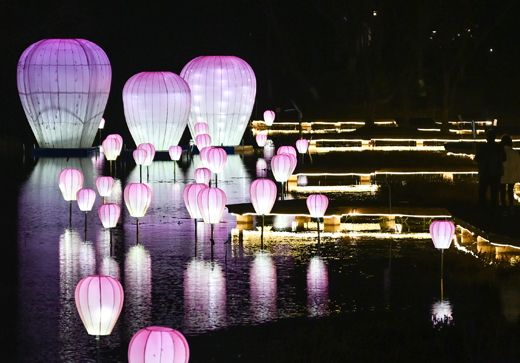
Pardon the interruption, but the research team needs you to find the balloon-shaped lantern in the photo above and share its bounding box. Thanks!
[59,168,84,228]
[206,148,227,186]
[271,154,293,199]
[98,203,121,229]
[128,326,189,363]
[296,139,309,154]
[77,188,96,212]
[250,179,277,248]
[169,145,182,161]
[277,146,297,158]
[195,168,211,185]
[17,39,111,148]
[199,146,214,169]
[124,183,152,242]
[180,56,256,146]
[123,72,190,151]
[103,137,120,176]
[96,176,115,203]
[137,143,155,181]
[306,194,329,245]
[106,134,123,156]
[429,220,455,300]
[195,134,212,150]
[184,183,208,219]
[197,187,227,244]
[256,134,267,148]
[133,149,148,183]
[75,275,124,336]
[194,122,209,137]
[264,110,275,127]
[98,118,105,144]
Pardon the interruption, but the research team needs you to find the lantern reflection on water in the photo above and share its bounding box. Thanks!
[250,251,277,323]
[125,245,152,336]
[307,256,329,318]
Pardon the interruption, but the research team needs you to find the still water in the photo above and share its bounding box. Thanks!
[12,153,520,362]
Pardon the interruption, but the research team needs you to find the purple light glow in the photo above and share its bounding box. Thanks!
[307,256,329,318]
[430,220,455,249]
[250,251,277,323]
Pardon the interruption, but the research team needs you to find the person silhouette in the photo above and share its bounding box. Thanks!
[500,134,520,215]
[475,129,506,214]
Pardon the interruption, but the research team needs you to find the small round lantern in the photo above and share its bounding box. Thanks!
[256,134,267,148]
[98,203,121,229]
[264,110,275,127]
[96,176,115,203]
[195,133,212,150]
[296,139,309,154]
[183,183,209,220]
[194,122,209,137]
[195,168,211,185]
[128,326,189,363]
[168,145,182,161]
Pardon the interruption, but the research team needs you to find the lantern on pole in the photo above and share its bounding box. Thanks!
[197,187,226,249]
[195,133,212,150]
[124,183,152,243]
[137,143,155,181]
[199,146,214,169]
[270,154,293,200]
[277,146,297,158]
[106,134,123,156]
[264,110,275,136]
[183,183,209,239]
[194,122,209,137]
[98,118,105,145]
[296,139,309,154]
[75,275,124,337]
[102,137,120,176]
[195,168,211,185]
[206,148,227,186]
[128,326,189,363]
[58,168,84,228]
[256,134,267,148]
[430,220,455,299]
[250,179,277,248]
[169,145,183,181]
[98,203,121,229]
[77,188,96,239]
[133,149,148,183]
[306,194,329,246]
[96,176,115,204]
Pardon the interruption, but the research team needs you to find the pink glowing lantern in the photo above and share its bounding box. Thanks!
[99,118,106,129]
[250,179,277,216]
[197,187,227,243]
[17,39,111,148]
[180,56,256,146]
[128,326,189,363]
[195,133,212,150]
[137,143,155,166]
[169,145,182,161]
[207,148,227,174]
[106,134,123,156]
[296,139,309,154]
[123,72,190,151]
[270,154,293,183]
[285,153,297,175]
[194,122,209,137]
[277,146,297,158]
[430,220,455,250]
[256,158,267,178]
[195,168,211,185]
[133,149,148,165]
[199,146,214,168]
[264,110,275,127]
[256,134,267,148]
[77,188,96,212]
[98,203,121,229]
[102,138,120,161]
[306,194,329,245]
[75,275,124,336]
[183,183,209,219]
[58,169,84,202]
[96,176,115,203]
[124,183,152,218]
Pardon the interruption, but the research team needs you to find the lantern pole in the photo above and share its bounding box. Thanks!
[261,214,265,250]
[210,224,215,261]
[194,220,198,256]
[139,165,142,183]
[147,166,150,182]
[109,160,113,177]
[84,212,88,241]
[96,335,101,363]
[441,249,444,300]
[69,201,72,230]
[136,218,140,244]
[317,217,321,246]
[109,228,114,256]
[281,182,285,200]
[174,162,176,181]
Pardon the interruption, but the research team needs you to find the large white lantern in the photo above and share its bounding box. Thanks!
[17,39,111,148]
[180,56,256,146]
[123,72,190,151]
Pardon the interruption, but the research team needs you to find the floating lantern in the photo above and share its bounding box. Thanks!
[195,133,212,150]
[271,154,293,183]
[256,134,267,148]
[124,183,152,218]
[102,138,120,161]
[133,149,148,183]
[123,72,190,151]
[168,145,182,161]
[98,203,120,229]
[306,194,329,245]
[137,143,155,166]
[250,179,277,248]
[128,326,189,363]
[180,56,256,146]
[58,169,84,202]
[199,146,214,169]
[197,187,227,244]
[96,176,115,203]
[183,183,209,220]
[430,220,455,249]
[106,134,123,156]
[264,110,275,127]
[75,275,124,336]
[296,139,309,154]
[17,39,111,149]
[194,122,209,137]
[277,146,297,158]
[206,148,227,174]
[77,188,96,212]
[195,168,211,185]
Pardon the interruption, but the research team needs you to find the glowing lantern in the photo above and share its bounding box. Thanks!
[102,137,120,174]
[195,168,211,185]
[133,149,148,166]
[306,194,329,245]
[128,326,189,363]
[270,154,293,183]
[197,187,227,243]
[123,72,190,151]
[250,179,277,216]
[58,169,84,201]
[168,146,182,161]
[206,148,227,174]
[194,122,209,137]
[183,183,208,219]
[180,56,256,146]
[430,220,455,249]
[124,183,152,218]
[106,134,123,156]
[285,153,298,175]
[96,176,115,202]
[199,147,214,169]
[77,188,96,212]
[137,143,155,166]
[98,203,120,228]
[74,275,124,336]
[99,118,106,129]
[296,139,309,154]
[17,39,111,149]
[195,134,212,150]
[264,110,275,127]
[277,146,297,158]
[256,134,267,148]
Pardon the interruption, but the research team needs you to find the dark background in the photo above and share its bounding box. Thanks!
[2,0,520,143]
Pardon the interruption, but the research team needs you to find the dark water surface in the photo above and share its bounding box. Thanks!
[4,152,520,362]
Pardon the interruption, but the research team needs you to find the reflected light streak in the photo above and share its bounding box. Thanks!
[183,258,227,333]
[431,300,454,328]
[250,251,277,323]
[125,245,152,335]
[307,256,329,318]
[96,228,120,279]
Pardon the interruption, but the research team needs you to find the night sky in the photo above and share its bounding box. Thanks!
[2,0,520,143]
